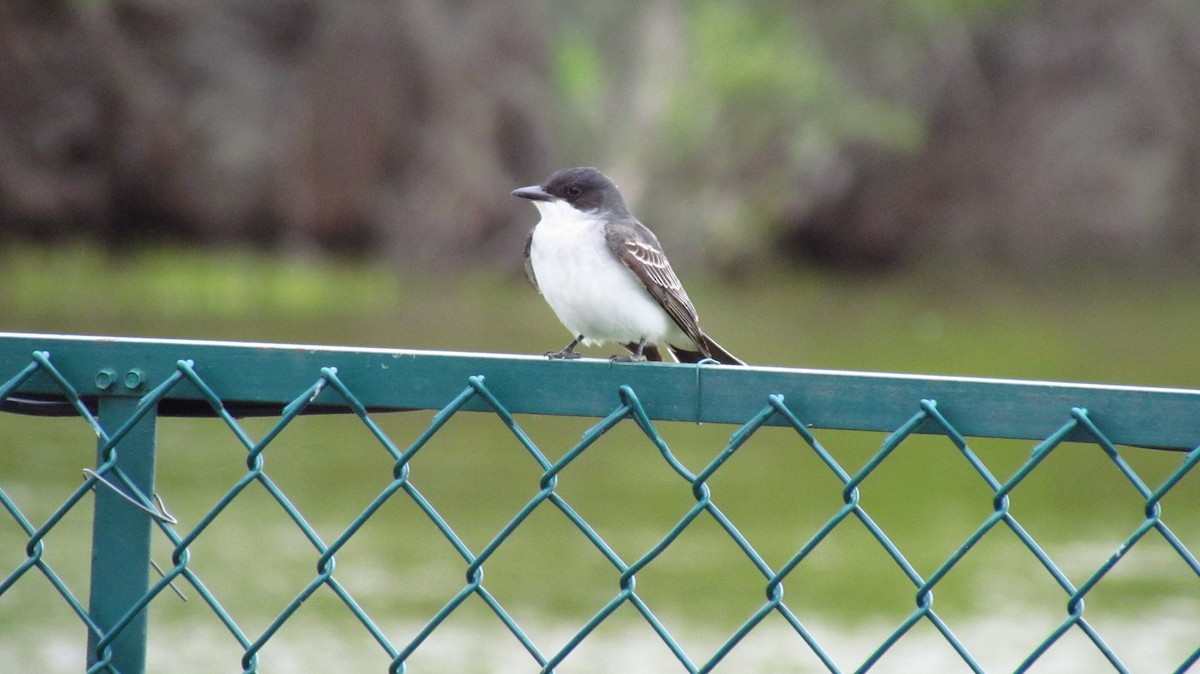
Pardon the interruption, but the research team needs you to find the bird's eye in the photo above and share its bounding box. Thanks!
[566,184,583,197]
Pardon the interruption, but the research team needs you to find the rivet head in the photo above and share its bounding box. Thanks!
[95,368,117,391]
[123,368,146,390]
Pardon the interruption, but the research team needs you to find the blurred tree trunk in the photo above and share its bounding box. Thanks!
[0,0,113,238]
[0,0,550,269]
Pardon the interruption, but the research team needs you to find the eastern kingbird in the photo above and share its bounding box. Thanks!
[512,167,743,365]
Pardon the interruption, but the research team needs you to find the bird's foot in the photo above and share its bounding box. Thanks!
[611,337,651,363]
[546,336,584,360]
[546,347,583,360]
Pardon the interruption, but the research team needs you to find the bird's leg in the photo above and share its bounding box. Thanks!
[611,338,649,363]
[546,335,584,360]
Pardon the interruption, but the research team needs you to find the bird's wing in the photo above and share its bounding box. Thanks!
[604,219,705,345]
[523,225,539,292]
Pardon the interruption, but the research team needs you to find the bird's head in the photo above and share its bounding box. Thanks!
[512,167,631,218]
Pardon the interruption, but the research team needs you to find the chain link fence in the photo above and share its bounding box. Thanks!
[0,333,1197,673]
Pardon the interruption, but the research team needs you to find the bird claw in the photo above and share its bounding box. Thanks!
[546,349,582,360]
[609,354,647,363]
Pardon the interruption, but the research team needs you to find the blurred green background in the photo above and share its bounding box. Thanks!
[1,0,1199,671]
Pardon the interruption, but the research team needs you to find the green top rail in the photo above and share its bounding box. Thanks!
[1,332,1196,450]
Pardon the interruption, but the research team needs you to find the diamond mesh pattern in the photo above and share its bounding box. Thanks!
[1,342,1198,673]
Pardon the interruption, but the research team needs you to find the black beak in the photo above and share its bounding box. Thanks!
[511,185,553,201]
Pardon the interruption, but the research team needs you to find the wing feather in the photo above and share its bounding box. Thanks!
[523,226,539,292]
[604,221,705,346]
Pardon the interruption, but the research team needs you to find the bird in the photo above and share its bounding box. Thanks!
[512,167,743,365]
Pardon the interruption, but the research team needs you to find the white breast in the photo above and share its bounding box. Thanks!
[528,201,686,347]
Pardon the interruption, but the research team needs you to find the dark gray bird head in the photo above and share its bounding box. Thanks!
[512,167,632,219]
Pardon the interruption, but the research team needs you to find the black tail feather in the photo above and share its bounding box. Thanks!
[669,334,744,365]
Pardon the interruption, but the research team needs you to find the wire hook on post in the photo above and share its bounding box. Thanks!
[83,468,187,601]
[83,468,177,525]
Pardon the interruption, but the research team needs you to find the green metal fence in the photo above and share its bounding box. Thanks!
[0,332,1197,673]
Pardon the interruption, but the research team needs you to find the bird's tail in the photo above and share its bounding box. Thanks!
[670,334,744,365]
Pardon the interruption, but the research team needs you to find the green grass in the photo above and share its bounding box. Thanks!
[3,243,1199,387]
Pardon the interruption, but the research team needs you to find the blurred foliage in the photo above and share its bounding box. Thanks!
[681,1,923,150]
[895,0,1028,20]
[1,0,1197,271]
[547,1,926,261]
[537,0,1077,268]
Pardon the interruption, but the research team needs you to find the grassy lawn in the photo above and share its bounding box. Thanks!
[3,243,1198,387]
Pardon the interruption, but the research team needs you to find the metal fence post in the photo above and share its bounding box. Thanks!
[86,396,157,674]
